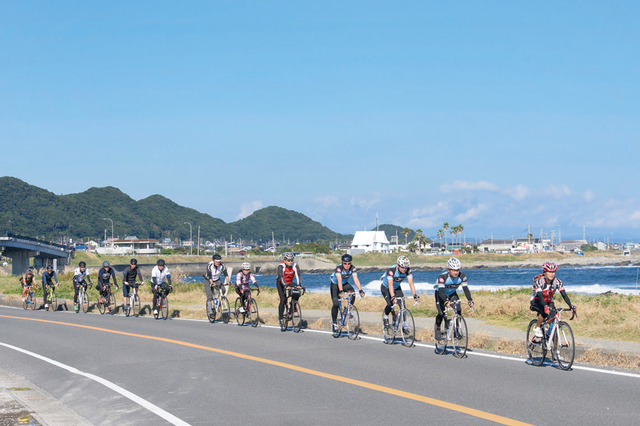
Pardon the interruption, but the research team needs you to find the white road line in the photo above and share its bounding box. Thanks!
[0,341,191,426]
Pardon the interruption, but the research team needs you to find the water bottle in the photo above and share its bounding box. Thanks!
[547,324,553,338]
[214,299,219,308]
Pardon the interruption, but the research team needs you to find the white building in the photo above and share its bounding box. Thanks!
[350,231,391,254]
[96,237,160,255]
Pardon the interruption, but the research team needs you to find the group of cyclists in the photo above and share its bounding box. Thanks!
[18,253,577,344]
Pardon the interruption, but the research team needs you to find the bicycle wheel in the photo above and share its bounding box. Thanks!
[132,294,140,317]
[235,298,245,325]
[161,296,169,320]
[98,295,106,315]
[29,294,37,310]
[347,305,360,341]
[554,321,575,370]
[382,311,395,344]
[434,321,447,354]
[249,299,259,327]
[22,295,28,310]
[526,320,546,366]
[109,294,116,315]
[332,307,343,338]
[220,297,230,324]
[452,316,468,358]
[292,301,302,333]
[78,291,89,314]
[51,293,58,312]
[125,296,132,317]
[400,309,415,347]
[208,299,217,323]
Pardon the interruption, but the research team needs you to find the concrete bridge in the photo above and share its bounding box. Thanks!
[0,234,73,275]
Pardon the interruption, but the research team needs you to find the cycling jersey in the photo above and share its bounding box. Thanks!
[530,274,571,306]
[20,273,36,287]
[277,262,301,287]
[236,271,257,290]
[436,271,472,301]
[73,268,92,284]
[97,267,117,286]
[123,266,143,284]
[151,266,171,286]
[380,266,412,290]
[42,270,58,287]
[330,264,357,285]
[205,261,229,282]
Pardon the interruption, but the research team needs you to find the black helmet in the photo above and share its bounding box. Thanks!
[130,258,138,265]
[212,254,222,261]
[79,261,86,268]
[157,259,165,266]
[26,268,34,275]
[341,254,353,263]
[46,264,54,270]
[102,261,110,267]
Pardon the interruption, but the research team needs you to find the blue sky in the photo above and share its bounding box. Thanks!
[1,1,638,242]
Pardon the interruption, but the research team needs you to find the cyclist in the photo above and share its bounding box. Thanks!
[122,258,143,312]
[330,253,365,332]
[19,267,38,302]
[235,262,260,313]
[380,256,419,327]
[434,257,474,340]
[41,264,59,310]
[276,252,302,325]
[151,259,172,316]
[530,262,576,338]
[96,261,119,312]
[73,261,94,312]
[204,254,230,317]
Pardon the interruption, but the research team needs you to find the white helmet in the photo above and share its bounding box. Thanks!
[447,257,461,270]
[283,252,295,261]
[241,262,251,270]
[397,256,410,268]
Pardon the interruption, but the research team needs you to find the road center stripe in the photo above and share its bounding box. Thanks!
[0,314,530,426]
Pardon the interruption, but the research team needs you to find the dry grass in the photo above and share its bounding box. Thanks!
[578,348,640,369]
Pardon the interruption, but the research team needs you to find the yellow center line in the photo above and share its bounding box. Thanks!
[1,314,531,426]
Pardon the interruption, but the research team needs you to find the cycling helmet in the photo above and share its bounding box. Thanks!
[130,258,137,265]
[447,257,461,270]
[341,254,353,263]
[397,256,410,268]
[241,262,251,270]
[283,252,295,261]
[542,262,557,273]
[157,259,165,266]
[46,264,54,271]
[102,261,110,267]
[26,268,34,275]
[78,261,86,268]
[212,254,222,261]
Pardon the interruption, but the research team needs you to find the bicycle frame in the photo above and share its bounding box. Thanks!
[527,306,576,370]
[383,296,416,347]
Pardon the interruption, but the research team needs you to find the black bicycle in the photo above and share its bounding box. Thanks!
[98,284,117,315]
[234,286,259,327]
[280,286,305,332]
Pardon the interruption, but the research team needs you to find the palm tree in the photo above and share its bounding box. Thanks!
[457,224,464,247]
[437,229,444,251]
[402,227,411,245]
[414,229,423,253]
[442,222,449,250]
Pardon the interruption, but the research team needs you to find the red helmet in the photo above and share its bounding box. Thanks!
[542,262,557,273]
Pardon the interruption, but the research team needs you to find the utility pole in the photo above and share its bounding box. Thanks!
[103,218,114,251]
[184,222,192,256]
[272,231,276,260]
[197,225,200,256]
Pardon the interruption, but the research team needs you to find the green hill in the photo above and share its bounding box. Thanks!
[0,177,342,242]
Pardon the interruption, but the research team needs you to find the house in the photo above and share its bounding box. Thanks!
[350,231,391,254]
[478,239,515,254]
[96,237,159,255]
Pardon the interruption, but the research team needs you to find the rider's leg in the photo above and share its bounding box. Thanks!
[205,281,214,313]
[330,284,340,322]
[277,282,287,319]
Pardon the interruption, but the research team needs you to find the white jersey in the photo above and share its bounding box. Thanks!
[73,267,90,281]
[151,266,171,285]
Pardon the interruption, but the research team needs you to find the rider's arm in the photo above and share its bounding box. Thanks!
[353,272,364,292]
[336,270,343,293]
[559,289,572,307]
[111,269,118,286]
[386,272,395,298]
[293,263,302,287]
[136,268,143,283]
[276,264,285,286]
[85,274,93,285]
[407,274,417,297]
[250,273,258,288]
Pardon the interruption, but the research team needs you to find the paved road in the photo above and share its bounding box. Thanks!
[1,305,639,425]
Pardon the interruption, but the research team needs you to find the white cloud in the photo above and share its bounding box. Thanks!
[236,201,263,220]
[505,184,531,201]
[584,190,596,202]
[631,211,640,221]
[440,180,500,193]
[545,184,571,199]
[314,196,339,208]
[406,202,450,229]
[350,195,380,210]
[455,204,489,222]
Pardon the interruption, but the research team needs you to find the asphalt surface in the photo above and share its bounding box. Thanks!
[1,305,639,425]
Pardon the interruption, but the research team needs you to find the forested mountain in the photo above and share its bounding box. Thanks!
[0,177,342,242]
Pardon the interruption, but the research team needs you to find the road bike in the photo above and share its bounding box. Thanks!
[280,286,305,332]
[22,286,37,310]
[154,286,171,320]
[332,291,360,340]
[382,296,416,347]
[124,282,142,317]
[77,282,90,313]
[527,306,576,370]
[434,300,469,358]
[44,285,57,311]
[234,286,259,327]
[98,284,117,315]
[207,283,230,324]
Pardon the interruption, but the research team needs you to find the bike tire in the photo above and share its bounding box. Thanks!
[132,294,140,317]
[29,294,37,311]
[109,293,116,315]
[235,298,245,326]
[434,320,447,354]
[332,307,343,338]
[452,316,468,358]
[220,297,230,324]
[125,296,131,317]
[161,296,169,320]
[347,305,360,341]
[526,319,546,366]
[400,309,415,348]
[249,298,259,327]
[51,293,57,312]
[81,291,89,313]
[208,299,217,323]
[22,296,27,310]
[382,311,395,344]
[98,295,106,315]
[554,321,575,370]
[292,300,302,333]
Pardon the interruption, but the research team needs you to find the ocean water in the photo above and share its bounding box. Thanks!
[189,265,640,296]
